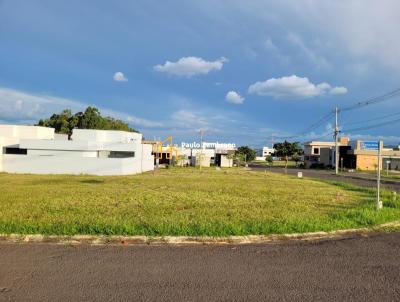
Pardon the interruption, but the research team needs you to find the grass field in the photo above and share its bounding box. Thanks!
[0,168,399,236]
[252,160,298,167]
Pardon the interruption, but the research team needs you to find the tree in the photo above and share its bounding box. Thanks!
[265,155,274,166]
[80,107,104,130]
[292,153,302,167]
[273,141,303,168]
[235,146,257,164]
[37,106,138,138]
[37,109,78,139]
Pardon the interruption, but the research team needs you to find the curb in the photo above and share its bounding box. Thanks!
[1,221,399,246]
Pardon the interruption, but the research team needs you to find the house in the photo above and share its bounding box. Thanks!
[145,141,236,167]
[303,137,349,168]
[343,140,400,171]
[0,125,154,175]
[255,146,275,160]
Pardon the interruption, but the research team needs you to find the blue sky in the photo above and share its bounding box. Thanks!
[1,0,400,146]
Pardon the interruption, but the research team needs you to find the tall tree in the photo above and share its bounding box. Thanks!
[236,146,257,163]
[273,141,303,168]
[37,109,78,139]
[37,106,138,138]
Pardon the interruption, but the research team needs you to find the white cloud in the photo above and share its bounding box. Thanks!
[170,109,209,130]
[248,75,347,98]
[225,91,244,104]
[0,87,161,128]
[330,86,348,95]
[154,56,228,77]
[113,72,128,82]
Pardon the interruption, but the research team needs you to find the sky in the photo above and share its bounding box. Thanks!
[1,0,400,147]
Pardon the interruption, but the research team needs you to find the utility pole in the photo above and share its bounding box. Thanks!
[334,106,340,175]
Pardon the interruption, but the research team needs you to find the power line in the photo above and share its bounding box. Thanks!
[340,88,400,112]
[341,111,400,127]
[343,116,400,133]
[275,110,334,140]
[273,87,400,141]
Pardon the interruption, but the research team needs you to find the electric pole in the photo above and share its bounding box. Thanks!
[334,106,340,175]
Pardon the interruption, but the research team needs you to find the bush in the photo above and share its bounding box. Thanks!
[310,163,325,169]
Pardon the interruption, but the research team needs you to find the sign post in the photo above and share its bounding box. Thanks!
[377,141,382,210]
[361,141,382,210]
[386,160,391,176]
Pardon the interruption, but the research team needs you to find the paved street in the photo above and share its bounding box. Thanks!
[250,164,400,192]
[1,232,400,301]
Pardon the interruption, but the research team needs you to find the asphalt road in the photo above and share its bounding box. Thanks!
[250,164,400,192]
[1,232,400,301]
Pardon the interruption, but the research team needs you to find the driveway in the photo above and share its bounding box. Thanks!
[1,232,400,301]
[249,164,400,192]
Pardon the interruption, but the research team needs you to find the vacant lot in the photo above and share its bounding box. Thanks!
[0,168,399,236]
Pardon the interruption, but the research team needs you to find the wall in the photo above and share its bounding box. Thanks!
[220,155,233,167]
[19,139,138,152]
[2,154,154,175]
[0,137,20,172]
[72,129,142,143]
[191,153,211,167]
[27,149,98,157]
[319,148,332,167]
[356,154,380,171]
[0,125,54,140]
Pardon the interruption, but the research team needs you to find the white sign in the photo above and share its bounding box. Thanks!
[181,141,236,149]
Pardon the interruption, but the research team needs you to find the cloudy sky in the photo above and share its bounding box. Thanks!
[1,0,400,146]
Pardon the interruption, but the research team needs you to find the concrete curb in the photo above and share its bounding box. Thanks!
[1,221,399,246]
[0,221,400,245]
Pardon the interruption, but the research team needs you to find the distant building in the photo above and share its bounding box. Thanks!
[0,125,154,175]
[344,140,400,171]
[304,137,400,171]
[303,137,349,168]
[255,146,275,161]
[145,142,236,167]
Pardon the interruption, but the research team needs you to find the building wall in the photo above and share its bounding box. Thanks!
[191,153,211,167]
[0,125,154,176]
[2,154,154,175]
[319,148,332,167]
[72,129,142,143]
[220,155,233,167]
[356,154,380,171]
[0,125,54,140]
[387,158,400,171]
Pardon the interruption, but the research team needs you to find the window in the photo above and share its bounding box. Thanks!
[313,148,319,155]
[5,147,27,155]
[108,151,135,158]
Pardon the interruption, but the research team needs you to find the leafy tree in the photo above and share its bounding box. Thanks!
[265,155,274,166]
[273,141,303,168]
[235,146,257,163]
[292,153,302,167]
[37,106,138,139]
[37,109,78,139]
[80,107,104,130]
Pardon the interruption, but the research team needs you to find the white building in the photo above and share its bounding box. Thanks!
[0,125,154,175]
[255,146,275,160]
[262,146,274,157]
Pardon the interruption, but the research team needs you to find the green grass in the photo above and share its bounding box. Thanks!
[0,167,399,236]
[252,160,298,167]
[354,170,400,180]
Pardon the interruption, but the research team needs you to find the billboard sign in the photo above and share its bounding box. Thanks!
[361,141,379,151]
